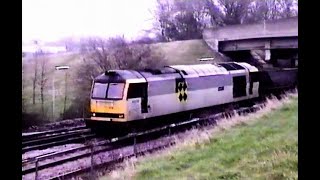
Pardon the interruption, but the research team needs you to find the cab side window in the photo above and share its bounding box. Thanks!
[127,83,145,99]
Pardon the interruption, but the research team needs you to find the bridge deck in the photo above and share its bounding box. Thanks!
[203,17,298,51]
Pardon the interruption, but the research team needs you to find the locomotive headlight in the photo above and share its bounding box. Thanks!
[93,113,96,117]
[119,114,124,118]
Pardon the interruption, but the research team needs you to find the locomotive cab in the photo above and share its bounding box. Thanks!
[89,70,130,123]
[88,70,148,124]
[90,81,127,122]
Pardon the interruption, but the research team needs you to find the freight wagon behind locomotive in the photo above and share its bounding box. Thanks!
[85,62,297,134]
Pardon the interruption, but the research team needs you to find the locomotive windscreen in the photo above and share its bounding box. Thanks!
[92,83,108,99]
[92,83,125,100]
[107,83,125,99]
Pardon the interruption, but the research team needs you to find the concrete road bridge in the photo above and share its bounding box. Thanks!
[203,17,298,68]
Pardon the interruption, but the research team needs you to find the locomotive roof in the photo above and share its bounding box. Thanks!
[94,62,258,83]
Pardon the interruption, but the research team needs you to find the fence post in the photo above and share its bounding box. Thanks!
[35,159,39,180]
[233,109,237,116]
[133,134,137,157]
[90,144,95,179]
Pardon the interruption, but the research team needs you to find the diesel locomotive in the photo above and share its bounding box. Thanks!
[85,62,297,133]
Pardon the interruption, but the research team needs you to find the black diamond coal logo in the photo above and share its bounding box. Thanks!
[183,83,187,90]
[178,83,183,91]
[183,93,187,100]
[179,93,183,101]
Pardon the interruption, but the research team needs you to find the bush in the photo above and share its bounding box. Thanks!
[22,112,45,129]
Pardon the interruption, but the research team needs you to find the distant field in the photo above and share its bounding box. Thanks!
[105,96,298,180]
[22,39,221,122]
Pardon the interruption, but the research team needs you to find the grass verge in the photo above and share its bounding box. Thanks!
[103,93,298,180]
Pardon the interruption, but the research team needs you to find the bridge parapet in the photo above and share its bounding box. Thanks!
[203,17,298,51]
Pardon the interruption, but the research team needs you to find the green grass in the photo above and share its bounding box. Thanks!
[106,97,297,180]
[151,39,223,65]
[22,39,220,121]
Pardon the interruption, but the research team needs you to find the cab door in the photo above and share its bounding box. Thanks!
[127,82,149,120]
[233,76,247,98]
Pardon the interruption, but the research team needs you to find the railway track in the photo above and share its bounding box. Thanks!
[22,99,268,180]
[22,126,88,141]
[22,126,96,153]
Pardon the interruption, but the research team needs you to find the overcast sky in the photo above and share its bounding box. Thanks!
[22,0,156,43]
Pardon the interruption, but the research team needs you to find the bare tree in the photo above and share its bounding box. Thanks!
[130,44,167,69]
[22,60,26,112]
[80,36,166,71]
[154,0,208,41]
[278,0,298,18]
[108,36,133,69]
[245,0,298,23]
[31,54,39,105]
[251,0,282,20]
[154,0,173,41]
[218,0,252,25]
[80,37,114,72]
[154,0,251,40]
[38,56,48,117]
[63,36,167,119]
[154,0,298,41]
